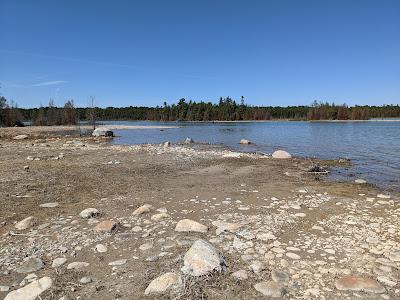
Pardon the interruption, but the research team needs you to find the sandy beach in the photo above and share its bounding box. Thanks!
[0,129,399,299]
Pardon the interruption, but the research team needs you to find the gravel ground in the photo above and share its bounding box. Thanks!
[0,132,399,300]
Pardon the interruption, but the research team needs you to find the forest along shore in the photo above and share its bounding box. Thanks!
[0,133,399,299]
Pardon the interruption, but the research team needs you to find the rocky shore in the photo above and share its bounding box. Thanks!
[0,134,399,299]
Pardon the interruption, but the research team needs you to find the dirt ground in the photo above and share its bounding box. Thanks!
[0,129,399,300]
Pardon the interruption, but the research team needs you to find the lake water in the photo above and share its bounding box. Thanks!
[105,120,400,192]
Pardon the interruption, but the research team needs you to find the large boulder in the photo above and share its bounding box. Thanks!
[175,219,208,233]
[181,240,227,276]
[92,127,114,137]
[4,277,52,300]
[144,272,182,295]
[272,150,291,159]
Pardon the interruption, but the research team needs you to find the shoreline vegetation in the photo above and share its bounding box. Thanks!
[1,96,400,127]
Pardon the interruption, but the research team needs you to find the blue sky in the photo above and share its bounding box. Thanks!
[0,0,399,108]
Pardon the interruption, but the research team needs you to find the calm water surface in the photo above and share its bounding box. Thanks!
[105,120,400,191]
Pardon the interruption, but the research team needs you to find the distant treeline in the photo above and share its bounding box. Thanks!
[1,96,400,126]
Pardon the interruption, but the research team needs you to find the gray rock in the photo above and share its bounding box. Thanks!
[16,257,44,274]
[181,239,227,276]
[4,277,52,300]
[79,208,99,218]
[271,270,289,284]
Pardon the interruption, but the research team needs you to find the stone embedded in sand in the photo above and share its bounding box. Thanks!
[139,242,153,251]
[13,134,28,140]
[79,277,92,284]
[67,261,89,270]
[16,257,44,274]
[254,281,285,298]
[271,270,289,284]
[335,276,385,293]
[4,276,52,300]
[108,259,127,266]
[15,216,38,230]
[286,252,300,260]
[240,139,252,145]
[377,194,391,199]
[52,257,67,268]
[95,244,108,253]
[151,213,169,221]
[39,202,59,208]
[387,250,400,262]
[212,221,242,235]
[249,260,265,274]
[175,219,208,233]
[133,204,152,216]
[231,269,248,280]
[93,219,119,233]
[79,208,99,219]
[272,150,291,159]
[181,239,227,276]
[144,272,182,295]
[256,232,277,241]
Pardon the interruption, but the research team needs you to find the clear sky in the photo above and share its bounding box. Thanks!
[0,0,399,108]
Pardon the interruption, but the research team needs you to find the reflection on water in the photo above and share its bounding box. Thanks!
[104,120,400,191]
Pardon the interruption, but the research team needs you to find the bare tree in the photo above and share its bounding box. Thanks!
[87,96,96,130]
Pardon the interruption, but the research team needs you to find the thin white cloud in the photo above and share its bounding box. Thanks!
[32,80,67,87]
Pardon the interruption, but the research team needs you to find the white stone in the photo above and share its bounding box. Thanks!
[39,202,59,208]
[5,277,52,300]
[95,244,108,253]
[272,150,291,159]
[67,262,89,270]
[15,216,38,230]
[79,208,99,218]
[52,257,67,268]
[175,219,208,233]
[144,272,182,295]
